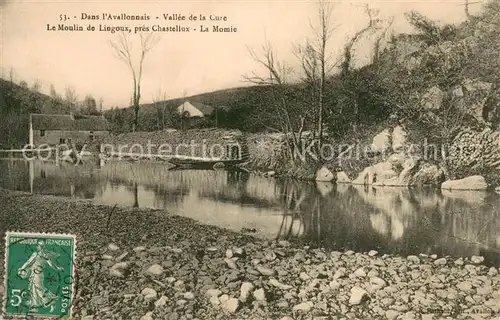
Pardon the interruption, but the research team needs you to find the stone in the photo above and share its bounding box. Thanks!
[333,268,346,279]
[145,264,164,277]
[434,258,447,266]
[368,250,378,257]
[224,258,238,269]
[370,277,387,288]
[349,286,368,305]
[115,251,129,262]
[336,171,351,183]
[471,256,485,264]
[352,161,398,186]
[154,295,168,307]
[184,292,195,300]
[253,288,266,301]
[354,267,367,277]
[269,278,293,290]
[385,310,401,320]
[300,272,310,281]
[371,129,392,153]
[407,255,420,264]
[392,125,407,153]
[457,281,472,291]
[411,163,445,186]
[109,268,124,278]
[206,289,222,298]
[329,280,341,290]
[441,175,488,190]
[209,296,220,307]
[422,86,444,110]
[239,282,254,303]
[108,243,120,251]
[292,301,313,312]
[225,249,233,259]
[315,166,335,182]
[133,246,146,253]
[256,266,276,276]
[221,298,240,313]
[141,288,157,301]
[140,312,154,320]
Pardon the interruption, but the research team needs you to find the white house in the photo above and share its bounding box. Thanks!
[177,101,214,118]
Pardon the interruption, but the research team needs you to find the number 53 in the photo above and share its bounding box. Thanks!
[10,289,25,307]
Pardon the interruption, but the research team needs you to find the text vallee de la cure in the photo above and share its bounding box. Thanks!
[48,13,238,34]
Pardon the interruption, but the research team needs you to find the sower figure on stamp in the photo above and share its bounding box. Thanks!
[17,240,63,312]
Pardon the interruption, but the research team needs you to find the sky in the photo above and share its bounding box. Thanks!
[0,0,485,109]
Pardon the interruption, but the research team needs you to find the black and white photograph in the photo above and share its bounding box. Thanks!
[0,0,500,319]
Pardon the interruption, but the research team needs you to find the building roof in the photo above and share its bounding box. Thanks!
[31,114,109,131]
[181,101,214,116]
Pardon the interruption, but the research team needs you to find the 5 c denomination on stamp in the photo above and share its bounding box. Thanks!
[2,232,77,318]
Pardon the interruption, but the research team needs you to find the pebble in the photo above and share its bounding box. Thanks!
[240,282,254,302]
[253,288,266,301]
[256,266,276,276]
[354,267,367,277]
[385,310,400,320]
[154,296,168,307]
[471,256,485,264]
[349,286,368,305]
[221,298,240,313]
[269,278,293,290]
[141,288,158,300]
[133,246,146,253]
[184,292,195,300]
[434,258,447,265]
[224,258,238,269]
[333,268,346,279]
[368,250,378,257]
[292,301,313,312]
[206,289,222,298]
[109,268,124,278]
[145,264,164,276]
[407,255,420,264]
[140,312,154,320]
[108,243,120,251]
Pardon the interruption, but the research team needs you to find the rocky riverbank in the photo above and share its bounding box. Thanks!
[0,189,499,320]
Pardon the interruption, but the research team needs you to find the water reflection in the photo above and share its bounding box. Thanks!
[0,159,499,264]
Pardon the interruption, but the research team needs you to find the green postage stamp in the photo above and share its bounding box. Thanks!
[2,232,77,318]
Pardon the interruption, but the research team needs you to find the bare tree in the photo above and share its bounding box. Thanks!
[9,68,14,83]
[295,1,338,149]
[31,78,43,93]
[110,32,160,131]
[372,16,394,64]
[152,89,168,131]
[245,43,302,163]
[99,97,104,114]
[64,86,78,112]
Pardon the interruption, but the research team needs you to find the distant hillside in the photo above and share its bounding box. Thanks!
[0,78,69,148]
[104,83,309,133]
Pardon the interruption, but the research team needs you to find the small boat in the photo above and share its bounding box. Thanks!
[168,156,246,170]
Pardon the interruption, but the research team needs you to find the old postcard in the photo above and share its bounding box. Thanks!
[0,0,499,319]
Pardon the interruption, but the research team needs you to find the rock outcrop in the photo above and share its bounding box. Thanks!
[441,175,488,190]
[350,126,445,186]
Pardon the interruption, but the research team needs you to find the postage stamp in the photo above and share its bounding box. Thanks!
[2,232,77,318]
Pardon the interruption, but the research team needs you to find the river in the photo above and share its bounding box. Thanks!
[1,158,499,265]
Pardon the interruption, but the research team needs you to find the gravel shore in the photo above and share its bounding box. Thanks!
[0,189,499,320]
